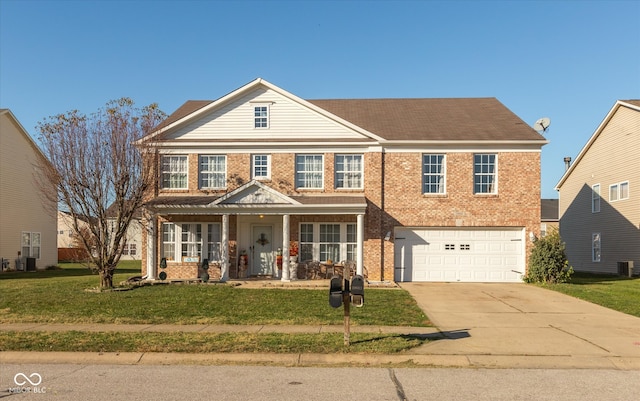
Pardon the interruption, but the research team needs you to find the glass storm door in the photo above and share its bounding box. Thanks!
[252,225,273,275]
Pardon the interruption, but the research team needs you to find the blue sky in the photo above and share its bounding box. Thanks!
[1,0,639,198]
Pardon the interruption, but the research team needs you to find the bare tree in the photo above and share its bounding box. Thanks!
[36,98,165,288]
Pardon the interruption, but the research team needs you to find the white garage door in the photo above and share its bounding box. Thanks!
[394,228,525,282]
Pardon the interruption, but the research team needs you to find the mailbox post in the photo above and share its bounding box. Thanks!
[329,273,365,346]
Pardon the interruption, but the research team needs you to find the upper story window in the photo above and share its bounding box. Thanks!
[199,155,226,189]
[296,154,323,189]
[609,181,629,202]
[252,154,271,180]
[474,154,497,194]
[592,184,601,213]
[423,154,445,194]
[335,154,363,189]
[161,155,188,189]
[254,105,269,128]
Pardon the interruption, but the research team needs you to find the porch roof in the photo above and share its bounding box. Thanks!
[144,194,368,215]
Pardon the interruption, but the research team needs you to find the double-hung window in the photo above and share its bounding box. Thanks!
[21,232,41,259]
[252,154,271,180]
[474,154,497,194]
[254,105,269,128]
[609,181,629,202]
[207,223,221,262]
[423,154,445,194]
[335,154,363,189]
[162,222,221,262]
[296,154,323,189]
[161,155,188,189]
[299,223,357,262]
[592,184,601,213]
[199,155,226,189]
[181,224,202,258]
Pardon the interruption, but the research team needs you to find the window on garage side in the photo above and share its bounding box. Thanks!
[299,223,357,262]
[592,233,601,262]
[474,154,497,194]
[335,154,363,189]
[422,154,445,194]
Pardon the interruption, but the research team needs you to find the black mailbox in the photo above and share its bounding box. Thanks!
[350,275,364,307]
[329,276,343,308]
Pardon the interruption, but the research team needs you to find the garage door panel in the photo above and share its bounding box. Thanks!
[394,228,524,283]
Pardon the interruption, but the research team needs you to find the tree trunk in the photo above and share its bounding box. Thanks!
[100,269,114,289]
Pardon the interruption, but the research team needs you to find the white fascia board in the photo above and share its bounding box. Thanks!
[383,141,546,153]
[151,203,367,216]
[555,100,632,190]
[151,143,378,154]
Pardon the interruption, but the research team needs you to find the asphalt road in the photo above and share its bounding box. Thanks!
[2,363,640,401]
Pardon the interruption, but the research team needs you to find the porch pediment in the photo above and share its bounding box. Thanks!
[210,180,301,206]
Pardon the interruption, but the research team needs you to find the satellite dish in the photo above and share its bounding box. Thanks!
[534,117,551,133]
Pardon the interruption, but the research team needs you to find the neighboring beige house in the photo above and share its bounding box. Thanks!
[57,210,92,262]
[105,203,142,261]
[556,100,640,275]
[540,198,559,237]
[139,78,546,283]
[0,109,57,271]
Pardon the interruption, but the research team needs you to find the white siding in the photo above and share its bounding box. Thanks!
[0,111,57,269]
[166,88,367,141]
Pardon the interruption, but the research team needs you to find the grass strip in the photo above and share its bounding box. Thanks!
[0,331,429,354]
[538,273,640,318]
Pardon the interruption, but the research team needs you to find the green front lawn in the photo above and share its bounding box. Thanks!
[0,262,430,327]
[539,273,640,318]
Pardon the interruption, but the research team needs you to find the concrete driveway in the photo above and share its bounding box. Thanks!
[399,282,640,369]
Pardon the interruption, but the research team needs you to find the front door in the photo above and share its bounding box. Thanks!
[251,225,273,275]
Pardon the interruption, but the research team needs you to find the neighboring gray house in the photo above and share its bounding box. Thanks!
[556,100,640,275]
[540,198,559,237]
[105,202,142,261]
[0,109,57,271]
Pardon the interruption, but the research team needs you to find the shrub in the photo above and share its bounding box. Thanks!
[524,228,573,283]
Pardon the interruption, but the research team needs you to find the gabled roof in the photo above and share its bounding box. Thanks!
[308,98,544,141]
[143,78,547,144]
[555,100,640,189]
[0,109,52,168]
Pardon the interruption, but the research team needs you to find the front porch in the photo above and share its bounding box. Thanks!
[142,181,368,282]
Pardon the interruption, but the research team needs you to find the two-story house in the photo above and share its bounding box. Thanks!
[556,100,640,276]
[138,79,546,283]
[1,109,57,271]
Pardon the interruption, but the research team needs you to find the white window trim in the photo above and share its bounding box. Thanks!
[162,222,222,263]
[592,232,601,262]
[609,181,629,202]
[199,154,227,189]
[252,154,271,180]
[335,154,364,190]
[592,184,601,213]
[298,222,357,262]
[21,231,41,260]
[422,154,446,195]
[161,155,188,190]
[473,154,498,195]
[253,104,270,129]
[295,154,324,190]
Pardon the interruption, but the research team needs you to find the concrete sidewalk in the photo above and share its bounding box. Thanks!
[2,282,640,369]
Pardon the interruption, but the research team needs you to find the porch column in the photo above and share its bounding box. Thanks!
[221,214,230,282]
[281,214,290,281]
[146,214,156,280]
[356,214,364,276]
